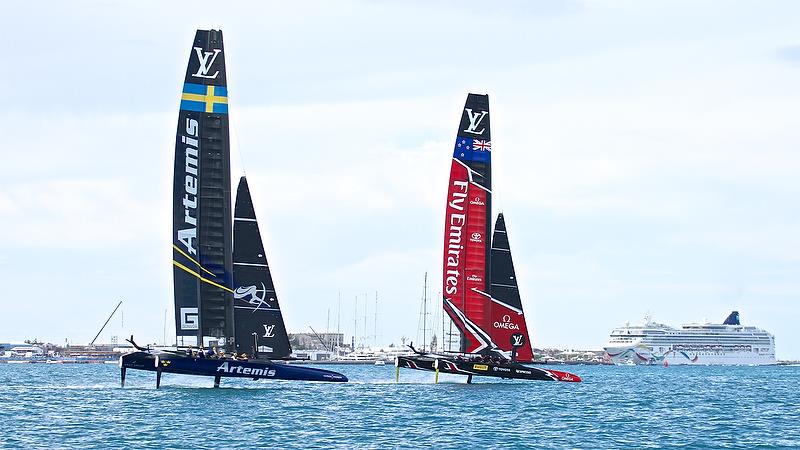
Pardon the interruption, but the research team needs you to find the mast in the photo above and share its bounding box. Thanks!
[172,29,233,349]
[363,292,368,349]
[163,309,167,346]
[442,93,493,355]
[354,295,357,350]
[423,272,427,352]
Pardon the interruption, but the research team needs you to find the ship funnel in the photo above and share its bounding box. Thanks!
[723,311,740,325]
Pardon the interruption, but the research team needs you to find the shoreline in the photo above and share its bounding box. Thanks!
[3,358,798,366]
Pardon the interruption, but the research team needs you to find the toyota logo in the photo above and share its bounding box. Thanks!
[471,232,482,240]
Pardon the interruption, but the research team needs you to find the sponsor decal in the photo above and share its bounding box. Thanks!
[216,361,276,377]
[470,232,482,243]
[233,283,272,310]
[472,364,488,371]
[492,366,511,372]
[192,47,222,79]
[180,307,198,330]
[469,196,485,206]
[444,179,468,296]
[463,108,488,135]
[510,332,526,348]
[473,140,491,151]
[177,118,200,254]
[466,274,482,282]
[262,324,276,338]
[180,83,228,114]
[517,369,532,375]
[493,314,521,331]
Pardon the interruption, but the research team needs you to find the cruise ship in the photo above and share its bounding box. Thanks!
[603,311,775,365]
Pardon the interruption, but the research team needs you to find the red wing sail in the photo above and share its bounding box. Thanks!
[442,94,493,354]
[487,213,533,362]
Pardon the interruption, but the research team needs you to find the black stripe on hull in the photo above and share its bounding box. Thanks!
[396,355,437,372]
[120,351,347,383]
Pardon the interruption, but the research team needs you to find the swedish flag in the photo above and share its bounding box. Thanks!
[180,83,228,114]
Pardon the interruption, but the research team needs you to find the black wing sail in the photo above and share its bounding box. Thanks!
[488,213,533,361]
[232,177,292,359]
[172,29,234,348]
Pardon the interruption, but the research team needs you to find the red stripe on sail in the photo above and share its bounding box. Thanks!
[463,183,489,343]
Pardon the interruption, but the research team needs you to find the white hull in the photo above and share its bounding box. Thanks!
[605,345,775,366]
[603,312,776,366]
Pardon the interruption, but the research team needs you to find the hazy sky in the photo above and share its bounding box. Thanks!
[2,1,799,359]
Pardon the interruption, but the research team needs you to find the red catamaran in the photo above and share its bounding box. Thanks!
[396,94,581,383]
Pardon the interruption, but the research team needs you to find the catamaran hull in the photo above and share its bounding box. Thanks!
[397,355,581,382]
[396,355,436,371]
[120,351,347,385]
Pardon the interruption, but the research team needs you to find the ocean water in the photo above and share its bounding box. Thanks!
[0,363,798,449]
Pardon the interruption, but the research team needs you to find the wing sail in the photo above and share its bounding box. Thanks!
[442,94,493,354]
[172,29,233,347]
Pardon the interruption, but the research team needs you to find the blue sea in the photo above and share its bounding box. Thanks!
[1,363,798,449]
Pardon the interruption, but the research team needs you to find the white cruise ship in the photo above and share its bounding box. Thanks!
[603,311,775,365]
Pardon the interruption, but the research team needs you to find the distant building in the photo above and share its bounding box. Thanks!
[291,350,335,361]
[8,344,44,358]
[289,333,345,351]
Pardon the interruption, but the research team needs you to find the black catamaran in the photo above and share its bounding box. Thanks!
[120,29,347,387]
[396,94,581,383]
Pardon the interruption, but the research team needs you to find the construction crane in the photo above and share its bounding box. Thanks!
[90,300,123,347]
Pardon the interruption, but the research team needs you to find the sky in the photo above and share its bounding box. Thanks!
[1,1,799,359]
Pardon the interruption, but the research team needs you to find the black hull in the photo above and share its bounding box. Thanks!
[396,354,581,382]
[120,351,347,387]
[396,355,436,372]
